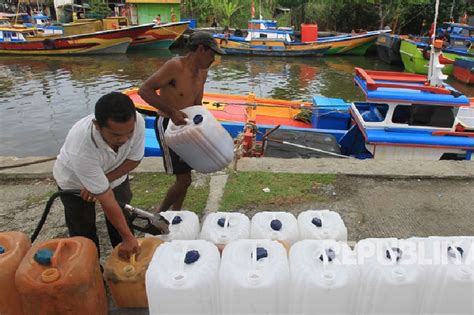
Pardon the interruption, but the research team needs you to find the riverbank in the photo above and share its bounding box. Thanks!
[2,156,473,314]
[2,156,473,243]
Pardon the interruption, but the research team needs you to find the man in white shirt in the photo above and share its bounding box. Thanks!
[53,92,144,259]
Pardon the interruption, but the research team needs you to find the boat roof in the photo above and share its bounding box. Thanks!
[442,22,474,31]
[0,25,36,32]
[354,67,470,106]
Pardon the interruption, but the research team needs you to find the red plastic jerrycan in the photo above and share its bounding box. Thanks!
[105,237,163,308]
[15,236,107,315]
[0,231,31,315]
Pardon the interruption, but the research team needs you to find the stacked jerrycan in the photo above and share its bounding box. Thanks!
[355,238,426,314]
[219,239,290,314]
[289,240,359,314]
[411,236,474,314]
[164,105,234,173]
[250,211,299,249]
[146,240,221,315]
[297,209,347,241]
[104,237,163,308]
[147,210,200,241]
[0,231,31,315]
[200,212,250,252]
[15,236,107,315]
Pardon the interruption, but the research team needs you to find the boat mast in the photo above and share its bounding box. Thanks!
[427,0,447,87]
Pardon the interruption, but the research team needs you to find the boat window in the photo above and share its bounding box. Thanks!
[360,103,388,122]
[0,32,3,40]
[396,104,457,128]
[259,33,267,38]
[392,105,411,123]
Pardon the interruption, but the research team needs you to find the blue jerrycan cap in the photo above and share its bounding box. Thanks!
[184,250,200,264]
[217,217,229,227]
[385,247,403,261]
[172,216,182,225]
[270,219,282,231]
[193,114,204,125]
[34,248,54,265]
[312,217,322,227]
[0,245,5,254]
[319,248,336,262]
[251,247,268,261]
[447,246,464,258]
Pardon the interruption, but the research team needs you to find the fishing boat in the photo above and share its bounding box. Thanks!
[453,57,474,84]
[44,18,190,50]
[0,23,154,55]
[400,23,474,74]
[376,32,407,65]
[214,19,389,57]
[127,37,473,161]
[128,21,190,50]
[213,20,331,57]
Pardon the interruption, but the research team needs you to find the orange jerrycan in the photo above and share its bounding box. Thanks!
[105,237,163,308]
[0,231,31,315]
[15,236,107,315]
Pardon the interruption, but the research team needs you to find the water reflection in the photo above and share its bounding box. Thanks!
[0,52,472,157]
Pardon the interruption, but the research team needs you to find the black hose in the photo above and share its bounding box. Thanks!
[31,189,81,242]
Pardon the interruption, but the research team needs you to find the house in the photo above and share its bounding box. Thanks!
[124,0,180,25]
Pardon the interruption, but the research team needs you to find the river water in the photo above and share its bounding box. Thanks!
[0,50,472,157]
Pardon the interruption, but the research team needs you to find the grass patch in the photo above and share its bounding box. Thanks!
[25,190,56,208]
[220,172,336,211]
[130,173,210,215]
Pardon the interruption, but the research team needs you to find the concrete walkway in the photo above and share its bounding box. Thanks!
[1,156,473,178]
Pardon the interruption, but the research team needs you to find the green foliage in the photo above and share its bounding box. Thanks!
[89,0,111,19]
[181,0,472,33]
[220,172,336,211]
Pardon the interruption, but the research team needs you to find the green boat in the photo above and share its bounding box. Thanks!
[400,38,474,75]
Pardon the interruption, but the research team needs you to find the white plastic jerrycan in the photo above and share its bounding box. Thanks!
[355,238,426,315]
[200,212,250,252]
[164,106,234,173]
[219,239,290,314]
[250,211,299,246]
[297,209,348,241]
[411,236,473,315]
[289,240,360,314]
[146,210,200,241]
[146,240,221,315]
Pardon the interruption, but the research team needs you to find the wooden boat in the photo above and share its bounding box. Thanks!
[126,88,312,128]
[375,33,407,65]
[343,66,474,160]
[128,21,190,50]
[453,58,474,84]
[0,23,154,55]
[400,23,474,74]
[214,19,388,57]
[36,17,188,50]
[126,33,474,160]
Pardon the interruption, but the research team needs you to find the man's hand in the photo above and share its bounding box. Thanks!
[118,235,140,260]
[80,188,96,203]
[170,110,188,126]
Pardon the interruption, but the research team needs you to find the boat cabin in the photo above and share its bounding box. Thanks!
[440,23,473,50]
[347,68,473,160]
[245,19,294,42]
[351,67,470,130]
[0,26,37,42]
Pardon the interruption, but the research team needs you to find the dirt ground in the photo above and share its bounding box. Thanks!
[1,174,473,261]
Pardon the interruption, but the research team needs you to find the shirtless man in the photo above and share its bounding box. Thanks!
[138,31,225,212]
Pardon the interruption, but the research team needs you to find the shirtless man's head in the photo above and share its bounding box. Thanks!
[188,31,226,69]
